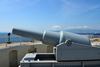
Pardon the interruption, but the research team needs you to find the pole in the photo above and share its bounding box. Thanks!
[20,36,22,45]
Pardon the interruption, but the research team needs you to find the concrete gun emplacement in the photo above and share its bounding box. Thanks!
[12,28,100,61]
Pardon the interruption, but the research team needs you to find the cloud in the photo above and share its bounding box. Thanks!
[52,25,62,29]
[66,26,89,29]
[0,0,40,11]
[58,0,85,20]
[62,0,72,6]
[58,0,100,21]
[51,25,90,30]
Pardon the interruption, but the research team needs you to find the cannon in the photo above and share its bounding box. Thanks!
[12,28,100,62]
[12,28,90,46]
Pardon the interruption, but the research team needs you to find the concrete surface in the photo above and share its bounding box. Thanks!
[0,42,53,67]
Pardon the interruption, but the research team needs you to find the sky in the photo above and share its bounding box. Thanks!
[0,0,100,32]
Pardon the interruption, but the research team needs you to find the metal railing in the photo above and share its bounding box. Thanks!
[0,35,32,48]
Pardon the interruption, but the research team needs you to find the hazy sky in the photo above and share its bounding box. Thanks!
[0,0,100,32]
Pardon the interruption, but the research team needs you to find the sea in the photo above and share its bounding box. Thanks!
[0,33,32,43]
[0,33,100,44]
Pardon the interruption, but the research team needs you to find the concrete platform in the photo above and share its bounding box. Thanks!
[0,41,42,49]
[0,42,53,67]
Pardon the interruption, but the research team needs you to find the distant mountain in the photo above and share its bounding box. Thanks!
[49,29,100,33]
[65,29,100,33]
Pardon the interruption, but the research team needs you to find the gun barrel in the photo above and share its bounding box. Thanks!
[12,28,43,41]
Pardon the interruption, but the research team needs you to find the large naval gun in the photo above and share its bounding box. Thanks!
[12,28,100,67]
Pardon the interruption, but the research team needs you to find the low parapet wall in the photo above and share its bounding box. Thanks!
[0,43,53,67]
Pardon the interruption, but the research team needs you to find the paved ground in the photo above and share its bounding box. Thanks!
[0,41,42,49]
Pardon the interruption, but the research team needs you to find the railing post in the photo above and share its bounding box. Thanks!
[81,62,84,67]
[20,36,22,45]
[6,35,7,47]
